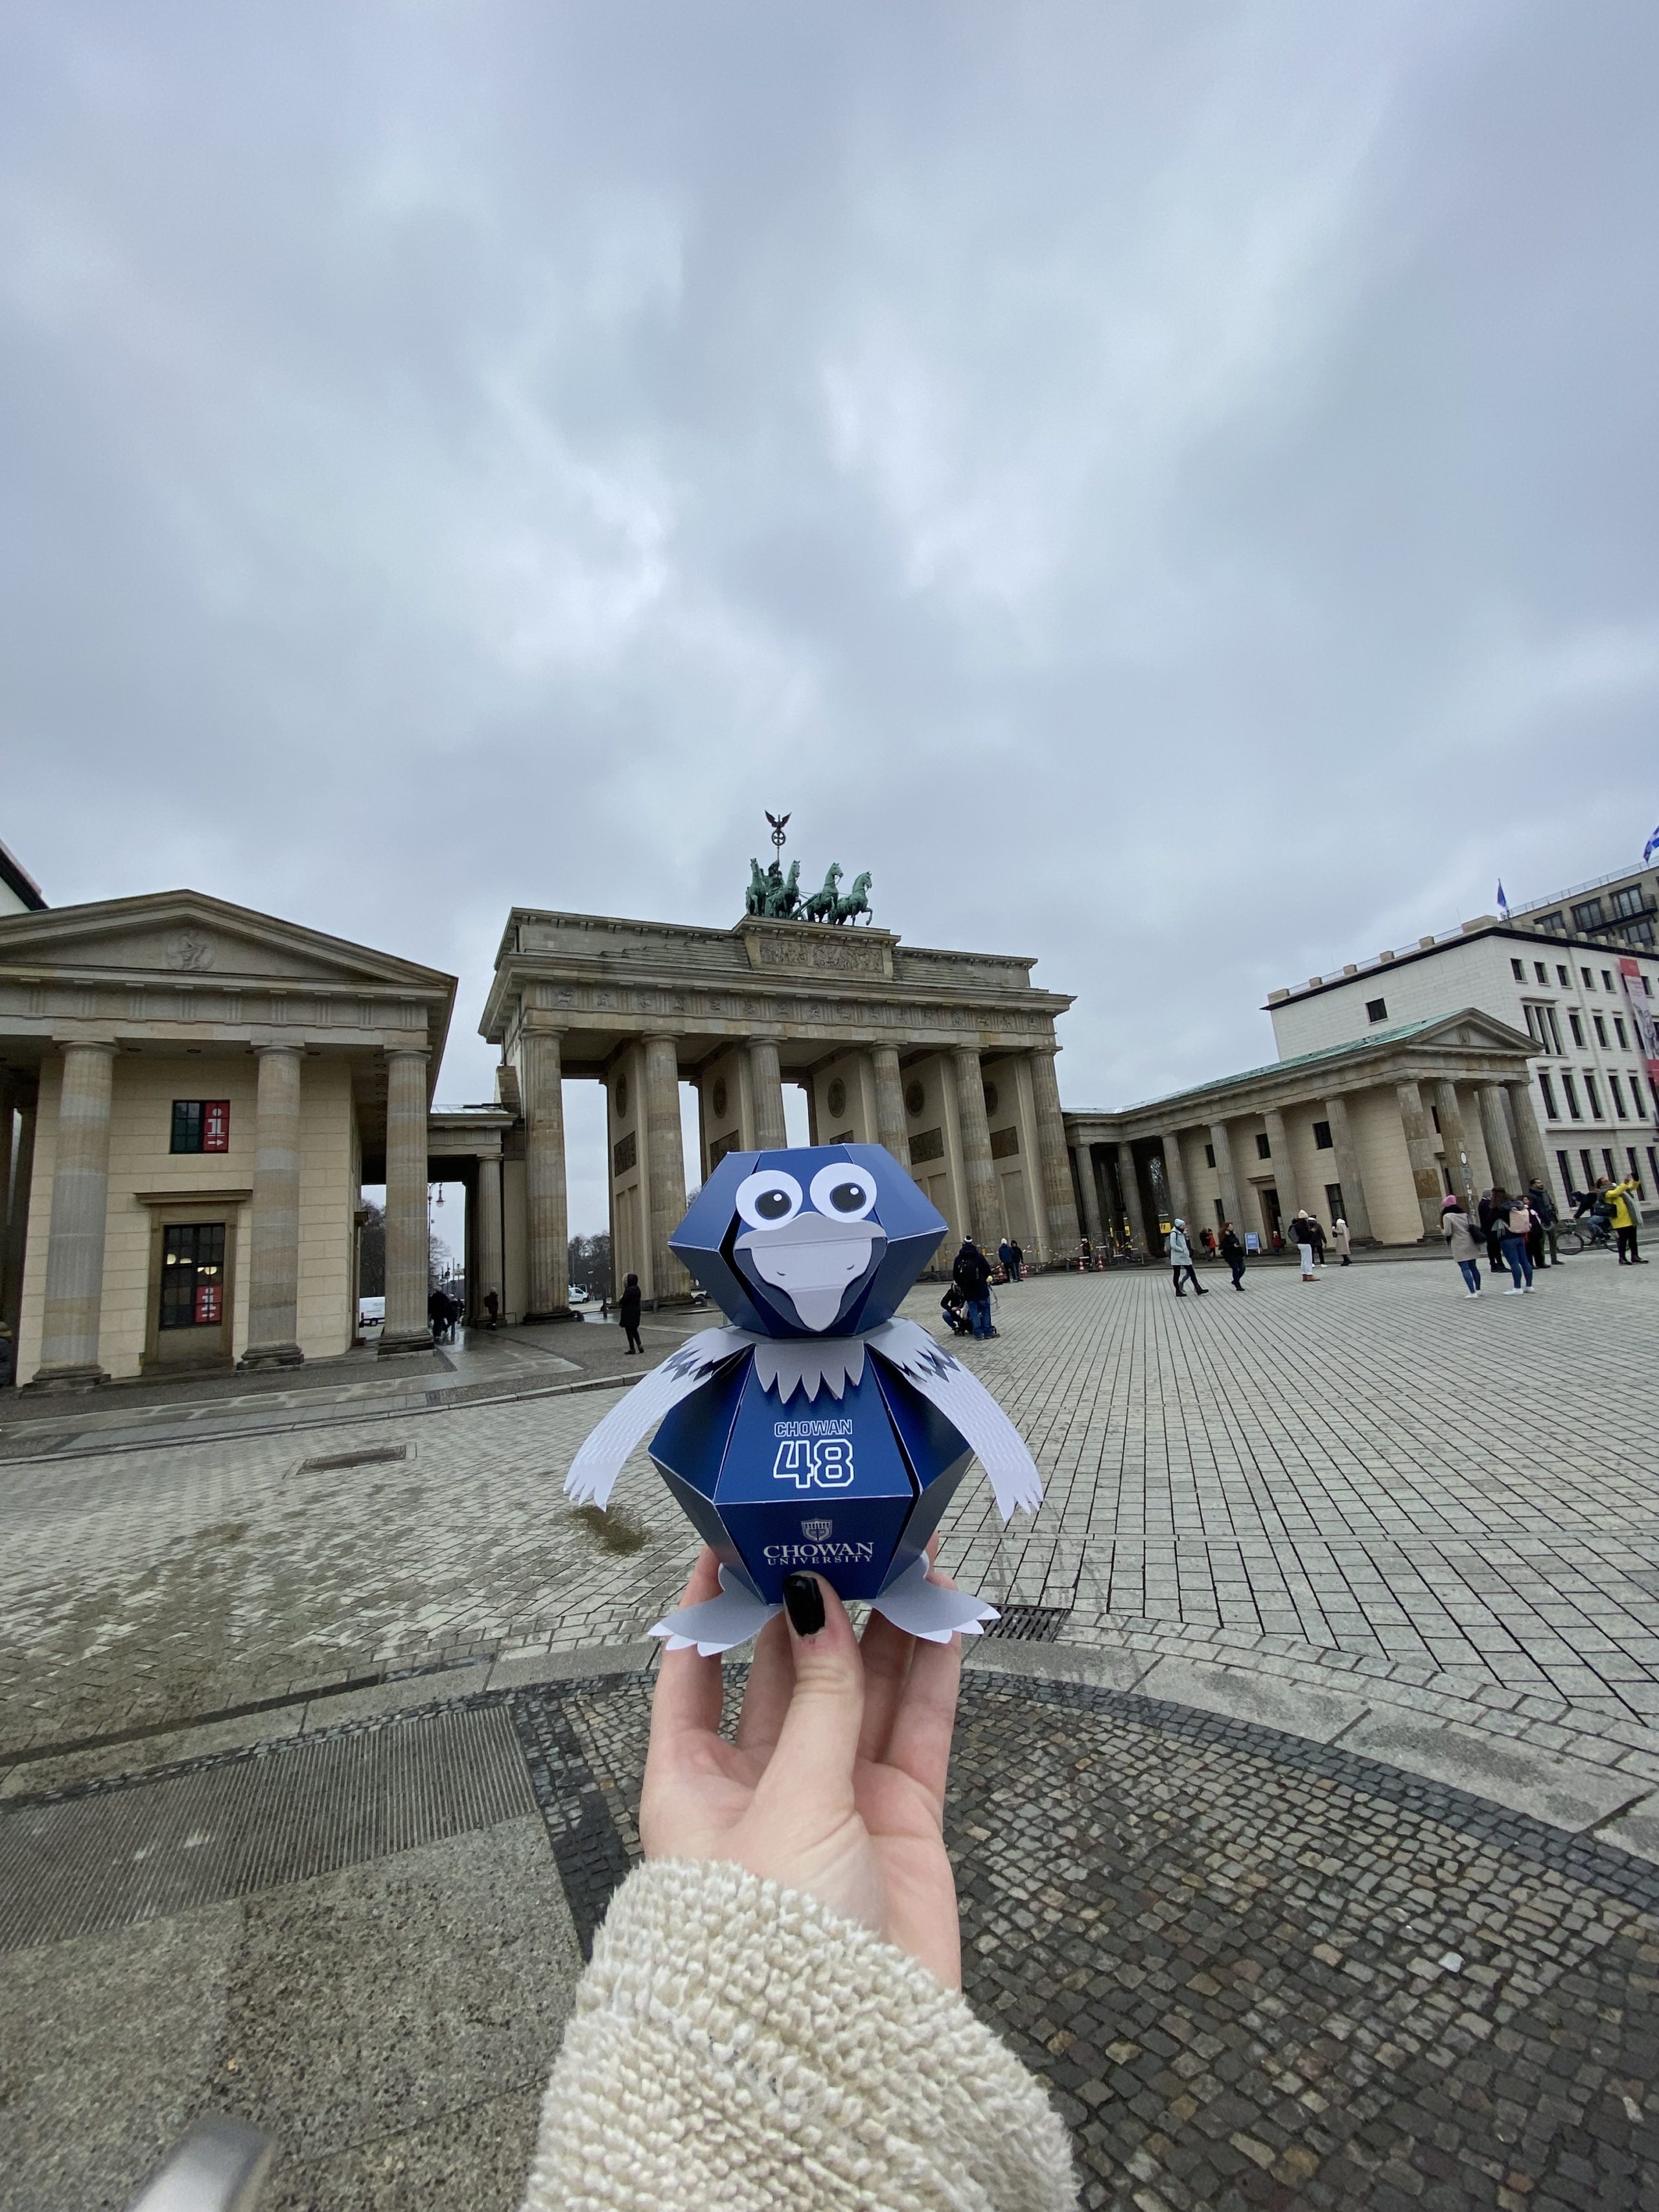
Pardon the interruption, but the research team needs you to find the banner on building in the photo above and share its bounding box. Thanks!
[1619,957,1659,1087]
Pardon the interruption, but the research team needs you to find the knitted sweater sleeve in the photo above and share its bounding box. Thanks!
[520,1857,1078,2212]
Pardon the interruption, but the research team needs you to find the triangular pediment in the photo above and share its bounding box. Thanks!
[1410,1008,1537,1056]
[0,891,455,995]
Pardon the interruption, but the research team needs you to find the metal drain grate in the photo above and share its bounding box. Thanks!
[297,1443,409,1474]
[984,1604,1073,1643]
[0,1702,533,1953]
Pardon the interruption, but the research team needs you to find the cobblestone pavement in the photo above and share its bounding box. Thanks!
[4,1262,1658,1794]
[522,1666,1659,2212]
[8,1668,1656,2211]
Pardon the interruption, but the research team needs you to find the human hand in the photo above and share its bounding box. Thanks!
[639,1547,966,1988]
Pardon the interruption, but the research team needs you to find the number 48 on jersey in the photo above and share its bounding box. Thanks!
[772,1436,856,1489]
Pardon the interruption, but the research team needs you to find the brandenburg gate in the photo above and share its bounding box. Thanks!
[475,907,1080,1318]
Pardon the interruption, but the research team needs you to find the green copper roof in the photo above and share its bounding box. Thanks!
[1072,1016,1476,1121]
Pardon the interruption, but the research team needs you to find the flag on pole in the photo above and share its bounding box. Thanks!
[1644,825,1659,865]
[1496,880,1509,918]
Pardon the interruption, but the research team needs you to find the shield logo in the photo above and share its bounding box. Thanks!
[802,1519,833,1542]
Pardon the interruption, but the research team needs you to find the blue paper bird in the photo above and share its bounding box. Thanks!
[565,1145,1043,1654]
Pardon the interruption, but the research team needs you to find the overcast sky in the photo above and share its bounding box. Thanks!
[4,2,1657,1232]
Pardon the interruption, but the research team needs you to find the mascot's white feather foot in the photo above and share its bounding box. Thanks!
[870,1553,999,1644]
[650,1565,782,1657]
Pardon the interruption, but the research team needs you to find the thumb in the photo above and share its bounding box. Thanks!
[759,1574,865,1804]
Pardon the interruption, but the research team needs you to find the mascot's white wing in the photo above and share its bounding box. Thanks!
[564,1329,750,1509]
[866,1319,1043,1519]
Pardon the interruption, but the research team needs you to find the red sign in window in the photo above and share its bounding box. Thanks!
[203,1101,230,1153]
[194,1282,222,1324]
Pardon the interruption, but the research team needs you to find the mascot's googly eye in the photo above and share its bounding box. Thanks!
[809,1162,877,1222]
[736,1168,804,1231]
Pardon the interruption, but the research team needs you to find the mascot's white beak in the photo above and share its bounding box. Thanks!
[737,1213,881,1331]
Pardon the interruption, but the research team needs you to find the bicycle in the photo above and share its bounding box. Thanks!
[1557,1217,1613,1257]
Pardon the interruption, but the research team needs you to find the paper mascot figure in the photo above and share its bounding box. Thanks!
[564,1144,1044,1655]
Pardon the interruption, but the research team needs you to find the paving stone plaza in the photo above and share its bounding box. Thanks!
[3,1254,1658,2207]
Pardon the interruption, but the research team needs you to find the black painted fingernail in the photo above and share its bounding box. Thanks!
[782,1574,825,1637]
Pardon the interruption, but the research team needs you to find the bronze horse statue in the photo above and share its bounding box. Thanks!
[833,870,874,924]
[803,862,842,923]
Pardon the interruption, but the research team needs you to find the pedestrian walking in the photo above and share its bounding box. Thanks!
[1442,1195,1483,1297]
[1309,1216,1328,1268]
[1008,1238,1025,1281]
[1219,1221,1247,1290]
[997,1236,1015,1284]
[619,1272,644,1353]
[1288,1209,1319,1281]
[1605,1174,1647,1264]
[951,1239,996,1338]
[1168,1218,1207,1297]
[1478,1189,1505,1274]
[483,1288,500,1330]
[1492,1190,1535,1294]
[1526,1178,1559,1267]
[1332,1217,1352,1266]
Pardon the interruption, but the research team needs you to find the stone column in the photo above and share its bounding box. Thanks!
[240,1043,306,1368]
[747,1038,787,1150]
[380,1047,433,1354]
[3,1091,36,1338]
[32,1041,117,1387]
[1209,1120,1242,1229]
[951,1046,999,1248]
[1161,1130,1191,1229]
[1028,1045,1081,1263]
[476,1154,504,1317]
[1074,1143,1106,1246]
[521,1028,570,1321]
[1505,1081,1551,1193]
[1432,1078,1478,1213]
[1461,1095,1494,1194]
[1477,1083,1520,1194]
[1262,1106,1301,1218]
[0,1069,13,1317]
[1395,1080,1446,1239]
[870,1045,911,1170]
[1115,1141,1148,1252]
[644,1035,691,1302]
[1321,1095,1373,1244]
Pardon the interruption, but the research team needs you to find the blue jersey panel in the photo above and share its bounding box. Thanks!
[724,1493,916,1605]
[872,1357,973,1491]
[714,1362,915,1508]
[648,1353,750,1500]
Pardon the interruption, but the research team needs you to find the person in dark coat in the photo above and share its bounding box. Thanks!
[1526,1178,1558,1268]
[1008,1239,1025,1281]
[1219,1222,1246,1291]
[1477,1190,1505,1274]
[618,1272,644,1355]
[483,1288,500,1329]
[951,1239,996,1339]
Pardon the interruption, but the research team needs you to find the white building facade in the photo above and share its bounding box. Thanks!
[1268,919,1659,1213]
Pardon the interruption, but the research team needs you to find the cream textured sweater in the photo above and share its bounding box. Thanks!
[521,1857,1079,2211]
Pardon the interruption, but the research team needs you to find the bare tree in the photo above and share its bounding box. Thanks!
[358,1199,385,1296]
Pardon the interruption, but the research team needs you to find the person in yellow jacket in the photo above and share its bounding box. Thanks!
[1605,1177,1647,1265]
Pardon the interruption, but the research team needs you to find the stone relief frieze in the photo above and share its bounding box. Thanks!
[165,927,216,972]
[752,933,885,975]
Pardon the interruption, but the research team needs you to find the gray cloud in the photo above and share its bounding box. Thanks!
[3,1,1656,1228]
